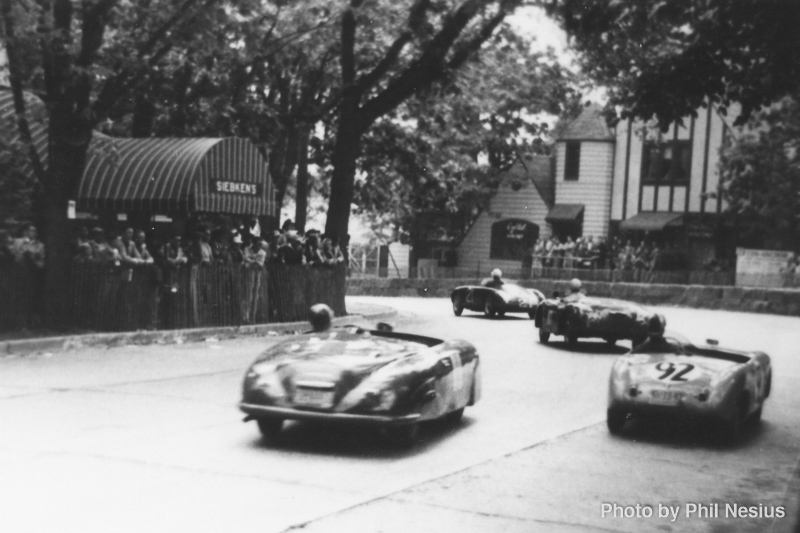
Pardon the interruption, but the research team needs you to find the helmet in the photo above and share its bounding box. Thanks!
[308,303,334,332]
[569,278,582,292]
[648,314,666,335]
[491,269,502,280]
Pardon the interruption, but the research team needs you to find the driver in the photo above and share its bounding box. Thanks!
[308,303,334,332]
[482,269,505,289]
[632,315,672,352]
[562,278,585,302]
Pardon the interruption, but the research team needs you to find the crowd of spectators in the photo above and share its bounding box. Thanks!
[0,224,45,269]
[531,235,700,273]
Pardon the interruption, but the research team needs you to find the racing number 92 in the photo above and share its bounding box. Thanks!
[655,362,695,382]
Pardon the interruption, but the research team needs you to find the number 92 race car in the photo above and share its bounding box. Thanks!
[239,323,481,447]
[451,280,545,319]
[607,330,772,442]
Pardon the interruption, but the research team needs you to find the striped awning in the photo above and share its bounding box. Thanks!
[0,89,275,216]
[619,212,684,231]
[79,137,275,215]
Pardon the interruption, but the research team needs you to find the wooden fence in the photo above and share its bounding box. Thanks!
[0,262,347,333]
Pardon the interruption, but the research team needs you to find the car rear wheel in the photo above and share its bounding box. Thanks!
[539,330,550,343]
[445,407,465,425]
[528,311,536,319]
[452,298,464,316]
[257,418,284,442]
[484,300,497,318]
[631,336,646,347]
[607,407,628,435]
[566,333,579,345]
[749,406,763,426]
[719,399,747,444]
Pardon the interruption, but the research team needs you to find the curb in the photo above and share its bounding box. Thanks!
[1,305,398,357]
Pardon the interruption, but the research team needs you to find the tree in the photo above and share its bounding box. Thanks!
[323,0,527,244]
[350,26,580,243]
[545,0,800,128]
[1,0,229,326]
[718,95,800,250]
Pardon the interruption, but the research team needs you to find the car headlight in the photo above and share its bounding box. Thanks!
[248,363,286,399]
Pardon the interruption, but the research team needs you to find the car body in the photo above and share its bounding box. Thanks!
[534,294,658,345]
[607,331,771,441]
[239,325,481,446]
[451,280,545,319]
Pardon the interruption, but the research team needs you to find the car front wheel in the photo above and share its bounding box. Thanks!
[452,298,464,316]
[484,300,497,318]
[607,407,628,435]
[257,418,284,443]
[386,423,420,448]
[539,330,551,343]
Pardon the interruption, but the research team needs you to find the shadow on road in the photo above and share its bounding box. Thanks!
[543,340,630,356]
[609,416,771,451]
[244,416,478,459]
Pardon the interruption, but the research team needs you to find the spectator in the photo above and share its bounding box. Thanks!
[162,235,188,267]
[73,242,93,263]
[243,236,267,266]
[278,232,306,265]
[89,227,117,263]
[211,229,231,264]
[73,226,90,256]
[115,227,142,265]
[533,238,546,270]
[191,228,214,264]
[0,230,15,265]
[563,236,575,269]
[229,230,244,263]
[12,224,45,269]
[595,236,608,270]
[303,233,325,266]
[133,230,154,264]
[321,234,345,266]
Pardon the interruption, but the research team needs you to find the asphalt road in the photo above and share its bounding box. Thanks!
[0,296,798,533]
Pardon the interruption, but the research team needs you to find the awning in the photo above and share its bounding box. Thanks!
[0,89,276,217]
[79,137,275,216]
[619,212,684,231]
[546,204,584,223]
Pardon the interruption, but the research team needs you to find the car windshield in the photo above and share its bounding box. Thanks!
[497,284,530,297]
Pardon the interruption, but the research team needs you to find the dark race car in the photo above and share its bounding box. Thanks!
[607,331,772,442]
[534,294,659,346]
[239,325,481,447]
[451,280,545,319]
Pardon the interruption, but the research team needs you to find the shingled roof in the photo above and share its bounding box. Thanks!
[558,103,614,142]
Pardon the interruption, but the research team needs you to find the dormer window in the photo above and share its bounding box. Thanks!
[564,142,580,181]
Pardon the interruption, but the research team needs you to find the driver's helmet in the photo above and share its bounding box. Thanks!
[648,314,666,335]
[491,268,502,281]
[569,278,582,292]
[309,303,334,332]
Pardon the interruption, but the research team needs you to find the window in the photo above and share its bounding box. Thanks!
[490,219,539,260]
[642,140,691,183]
[564,142,580,181]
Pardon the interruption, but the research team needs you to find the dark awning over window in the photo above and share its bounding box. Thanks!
[619,212,684,231]
[546,204,585,223]
[78,137,275,216]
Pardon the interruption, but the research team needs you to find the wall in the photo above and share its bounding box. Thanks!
[347,278,800,317]
[456,166,551,278]
[554,140,614,238]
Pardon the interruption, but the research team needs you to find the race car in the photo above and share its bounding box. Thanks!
[607,330,772,442]
[239,323,481,447]
[534,294,659,345]
[451,281,545,319]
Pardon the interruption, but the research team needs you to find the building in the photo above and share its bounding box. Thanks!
[455,103,738,274]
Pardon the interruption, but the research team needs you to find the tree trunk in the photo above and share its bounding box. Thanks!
[294,125,310,233]
[324,102,363,243]
[42,109,92,329]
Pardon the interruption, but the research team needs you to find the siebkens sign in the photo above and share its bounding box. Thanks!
[211,180,262,196]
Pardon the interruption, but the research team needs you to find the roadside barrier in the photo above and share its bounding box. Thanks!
[0,262,346,333]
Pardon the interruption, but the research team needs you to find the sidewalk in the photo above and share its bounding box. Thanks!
[0,300,397,357]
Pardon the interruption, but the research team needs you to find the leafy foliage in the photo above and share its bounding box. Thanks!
[546,0,800,128]
[719,95,800,250]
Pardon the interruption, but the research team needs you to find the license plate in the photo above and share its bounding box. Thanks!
[650,389,682,405]
[294,388,335,408]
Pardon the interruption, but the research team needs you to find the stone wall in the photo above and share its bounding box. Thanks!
[347,278,800,317]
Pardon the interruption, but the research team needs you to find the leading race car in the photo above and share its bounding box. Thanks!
[607,330,772,442]
[534,293,659,346]
[239,323,481,447]
[451,279,545,319]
